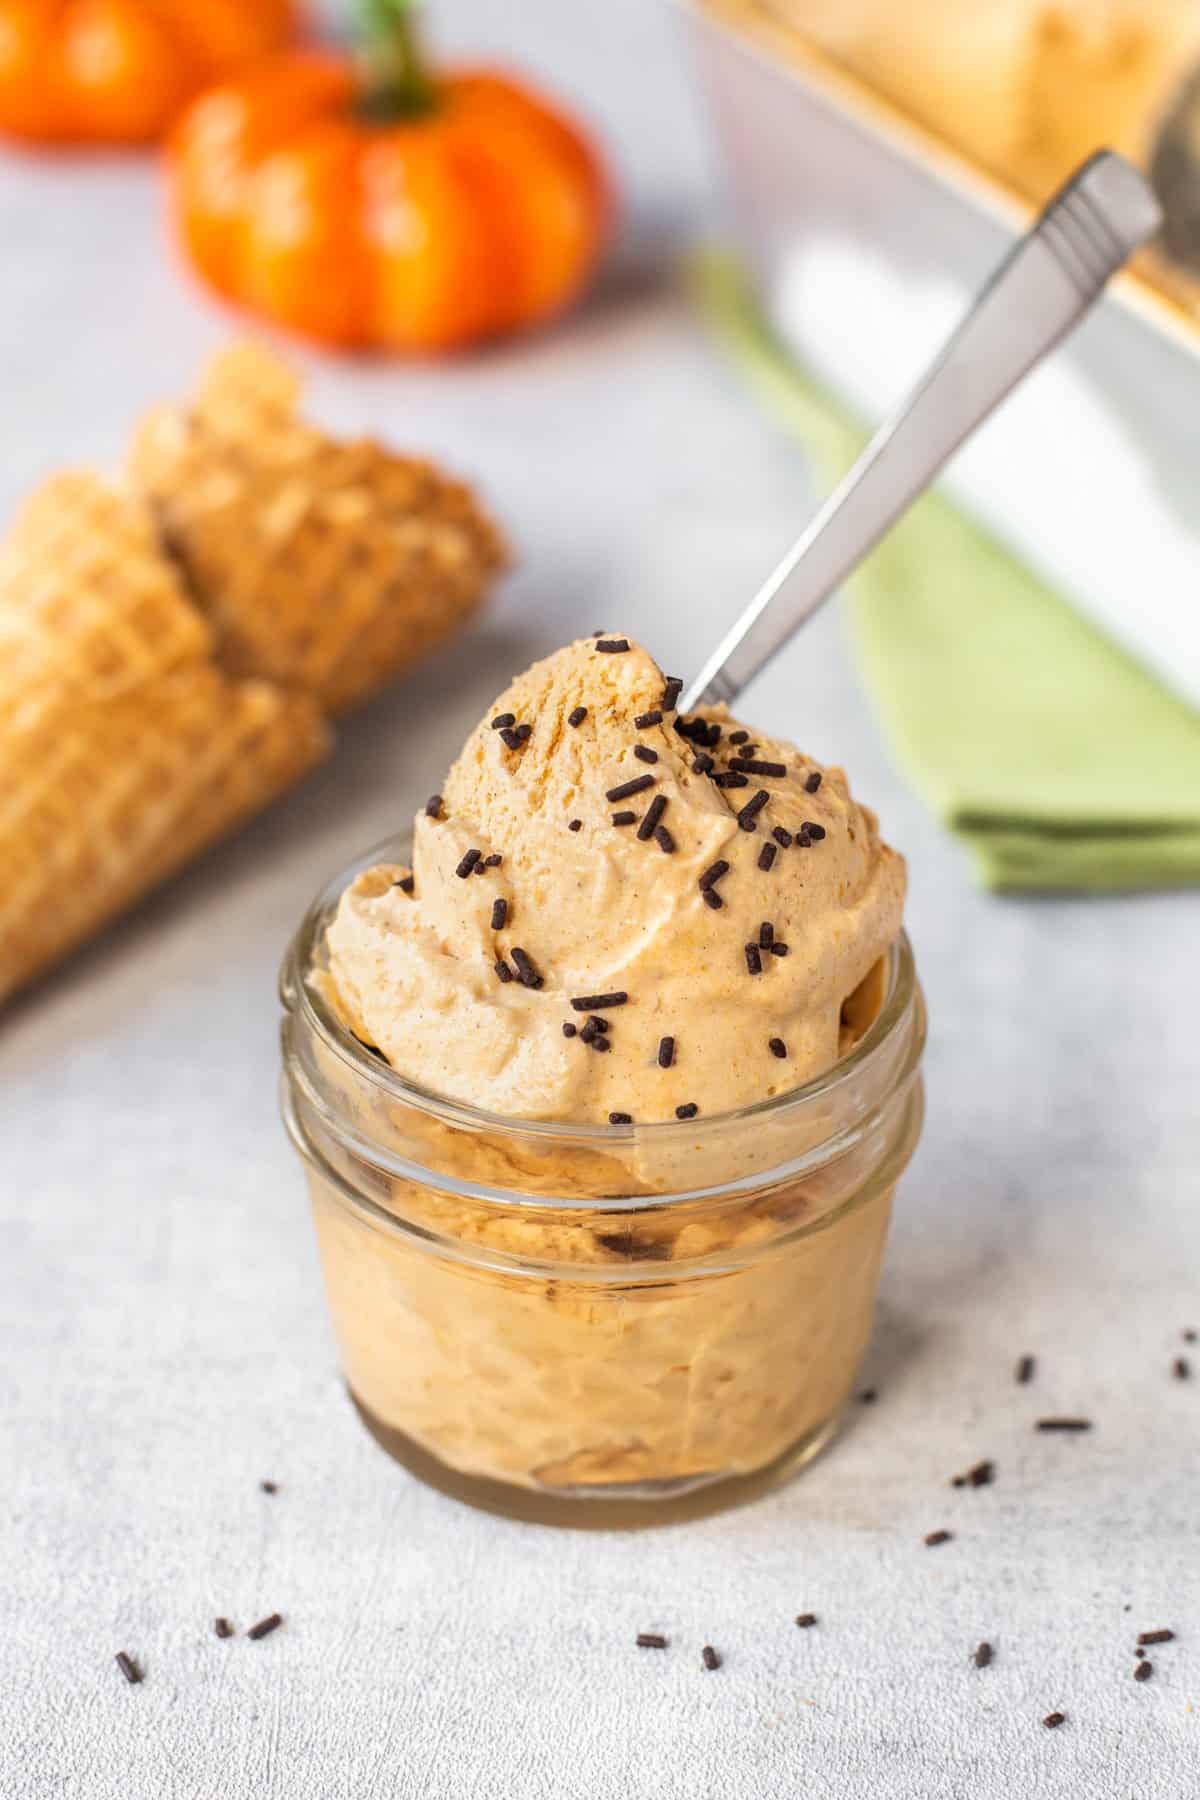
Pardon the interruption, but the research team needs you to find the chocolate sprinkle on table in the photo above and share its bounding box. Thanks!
[1016,1354,1036,1384]
[510,948,543,989]
[491,898,507,930]
[702,1645,721,1671]
[966,1459,995,1487]
[675,1103,698,1120]
[803,821,827,840]
[795,1613,818,1629]
[1043,1712,1065,1729]
[1172,1356,1190,1380]
[214,1618,234,1639]
[634,709,663,729]
[974,1642,993,1668]
[395,874,415,893]
[698,860,729,890]
[713,770,749,789]
[769,1038,787,1059]
[491,713,515,730]
[425,795,443,818]
[655,826,676,854]
[744,943,763,975]
[924,1529,953,1546]
[612,811,636,826]
[730,757,787,778]
[702,889,724,909]
[805,771,823,793]
[636,1633,668,1649]
[1036,1417,1092,1432]
[115,1652,142,1685]
[1134,1660,1153,1682]
[758,843,777,871]
[662,676,683,710]
[634,745,658,763]
[572,991,628,1011]
[658,1036,675,1068]
[637,794,668,841]
[499,728,522,750]
[606,773,655,802]
[737,790,770,830]
[562,1022,576,1037]
[494,958,513,984]
[247,1614,283,1641]
[456,847,482,879]
[772,826,792,848]
[608,1112,633,1125]
[568,705,588,728]
[595,638,630,653]
[692,752,715,774]
[1137,1629,1174,1645]
[569,819,582,832]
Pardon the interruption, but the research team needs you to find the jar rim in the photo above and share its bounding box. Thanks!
[282,832,921,1148]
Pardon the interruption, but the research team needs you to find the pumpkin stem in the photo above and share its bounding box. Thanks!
[356,0,439,120]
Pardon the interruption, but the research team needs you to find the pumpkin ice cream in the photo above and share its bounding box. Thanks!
[282,636,924,1519]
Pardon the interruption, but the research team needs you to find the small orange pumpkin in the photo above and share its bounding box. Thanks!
[0,0,295,145]
[167,0,612,353]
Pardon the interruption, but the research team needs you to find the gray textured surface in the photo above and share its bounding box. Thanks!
[2,5,1198,1796]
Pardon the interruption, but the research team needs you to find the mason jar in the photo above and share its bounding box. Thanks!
[280,835,925,1526]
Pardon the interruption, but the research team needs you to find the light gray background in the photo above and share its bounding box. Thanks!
[2,5,1197,1797]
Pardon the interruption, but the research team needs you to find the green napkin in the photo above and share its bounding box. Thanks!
[694,251,1200,891]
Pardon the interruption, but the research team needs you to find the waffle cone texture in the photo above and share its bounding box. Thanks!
[0,346,506,1004]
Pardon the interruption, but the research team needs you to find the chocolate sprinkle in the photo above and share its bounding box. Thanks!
[569,819,582,832]
[634,709,663,729]
[484,853,503,867]
[744,943,763,975]
[260,1479,278,1494]
[730,730,749,744]
[698,860,729,890]
[425,795,443,818]
[770,942,788,957]
[1043,1712,1065,1729]
[759,922,774,946]
[637,794,668,841]
[658,1036,675,1068]
[1036,1418,1092,1432]
[655,826,676,854]
[702,889,724,909]
[692,752,715,774]
[247,1614,283,1641]
[568,706,588,728]
[1172,1356,1190,1380]
[634,745,659,764]
[214,1618,234,1639]
[510,948,543,989]
[1137,1629,1174,1646]
[768,1038,787,1059]
[805,771,823,793]
[571,992,628,1011]
[712,770,749,789]
[859,1389,878,1403]
[491,898,507,930]
[591,1034,611,1052]
[758,843,777,871]
[737,790,770,831]
[1134,1660,1153,1682]
[795,1614,818,1629]
[562,1022,577,1037]
[115,1652,142,1685]
[491,713,515,730]
[606,774,656,802]
[494,958,513,984]
[395,874,415,893]
[772,827,792,848]
[580,1018,599,1043]
[612,811,637,826]
[974,1642,993,1668]
[1016,1355,1036,1384]
[662,677,683,711]
[595,639,630,654]
[499,728,522,750]
[967,1459,995,1487]
[803,821,827,840]
[924,1530,953,1547]
[675,1103,698,1120]
[455,847,482,879]
[636,1633,668,1649]
[702,1644,721,1671]
[516,722,532,742]
[730,757,787,778]
[608,1112,633,1125]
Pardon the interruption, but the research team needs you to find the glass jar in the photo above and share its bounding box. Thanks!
[280,835,926,1526]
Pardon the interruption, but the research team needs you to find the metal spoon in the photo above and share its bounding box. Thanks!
[683,150,1162,714]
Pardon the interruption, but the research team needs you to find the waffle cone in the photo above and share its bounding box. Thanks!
[128,343,508,716]
[0,473,327,1003]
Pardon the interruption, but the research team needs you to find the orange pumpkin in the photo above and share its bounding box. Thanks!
[167,1,611,353]
[0,0,295,145]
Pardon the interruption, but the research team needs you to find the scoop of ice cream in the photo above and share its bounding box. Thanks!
[323,636,905,1124]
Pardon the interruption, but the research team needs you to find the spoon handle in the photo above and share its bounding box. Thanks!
[683,151,1162,713]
